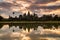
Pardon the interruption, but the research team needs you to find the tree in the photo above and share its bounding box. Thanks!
[33,13,38,21]
[0,16,3,21]
[9,15,13,21]
[13,12,15,14]
[53,15,58,21]
[19,15,22,20]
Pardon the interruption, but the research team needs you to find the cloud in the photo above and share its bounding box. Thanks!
[35,0,57,4]
[0,2,14,9]
[0,0,4,2]
[40,5,60,10]
[1,13,9,18]
[0,0,60,18]
[3,0,14,3]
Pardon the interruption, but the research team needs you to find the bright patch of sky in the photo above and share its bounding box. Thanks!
[0,0,60,18]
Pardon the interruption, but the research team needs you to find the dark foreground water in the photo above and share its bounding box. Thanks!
[0,23,60,40]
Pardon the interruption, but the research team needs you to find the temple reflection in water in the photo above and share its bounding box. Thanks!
[0,23,60,40]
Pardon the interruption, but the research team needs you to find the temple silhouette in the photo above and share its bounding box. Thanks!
[0,11,60,21]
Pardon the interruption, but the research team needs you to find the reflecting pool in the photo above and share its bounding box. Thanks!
[0,23,60,40]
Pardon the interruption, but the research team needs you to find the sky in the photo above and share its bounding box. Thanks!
[0,0,60,18]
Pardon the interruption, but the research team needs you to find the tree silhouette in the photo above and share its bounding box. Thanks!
[53,15,58,21]
[0,16,3,21]
[32,13,38,21]
[9,15,13,21]
[19,15,22,20]
[1,12,60,21]
[13,12,15,14]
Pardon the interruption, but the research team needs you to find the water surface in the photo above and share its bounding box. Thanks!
[0,23,60,40]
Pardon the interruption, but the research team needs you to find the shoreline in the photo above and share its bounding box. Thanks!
[0,21,60,23]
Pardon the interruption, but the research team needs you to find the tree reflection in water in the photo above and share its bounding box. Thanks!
[0,23,60,40]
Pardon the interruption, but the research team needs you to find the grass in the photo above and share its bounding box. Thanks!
[0,21,60,23]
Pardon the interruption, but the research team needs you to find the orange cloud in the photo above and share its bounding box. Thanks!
[0,0,60,18]
[1,13,9,18]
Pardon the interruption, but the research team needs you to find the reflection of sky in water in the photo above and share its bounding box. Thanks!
[0,25,60,40]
